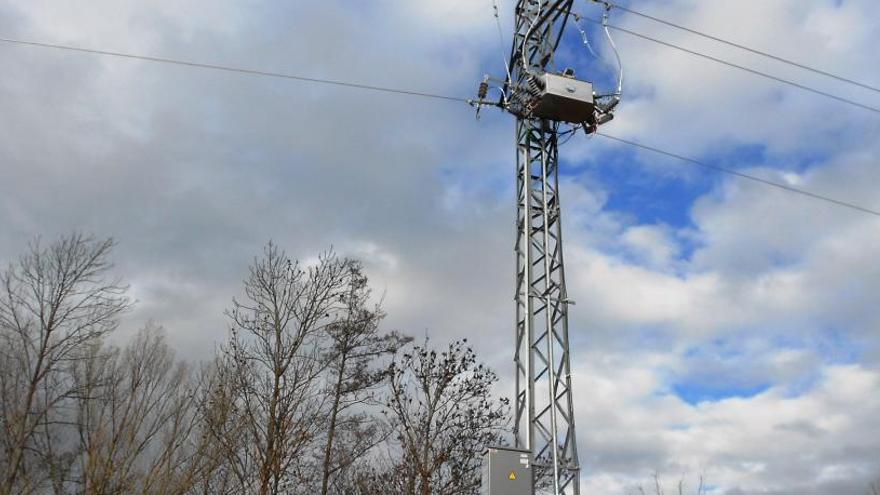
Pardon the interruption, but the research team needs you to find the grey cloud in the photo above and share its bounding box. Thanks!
[3,0,880,493]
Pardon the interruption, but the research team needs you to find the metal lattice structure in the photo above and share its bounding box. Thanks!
[472,1,619,492]
[510,1,580,494]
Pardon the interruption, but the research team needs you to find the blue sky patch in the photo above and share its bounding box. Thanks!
[672,381,770,406]
[563,148,712,230]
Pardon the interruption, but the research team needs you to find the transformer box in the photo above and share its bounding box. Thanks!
[530,73,595,124]
[481,446,534,495]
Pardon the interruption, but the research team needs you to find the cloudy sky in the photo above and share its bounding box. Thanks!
[2,0,879,493]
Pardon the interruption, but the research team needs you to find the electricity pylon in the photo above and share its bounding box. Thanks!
[512,2,580,494]
[472,1,621,493]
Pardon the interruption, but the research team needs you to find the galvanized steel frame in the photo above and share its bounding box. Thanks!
[510,1,580,494]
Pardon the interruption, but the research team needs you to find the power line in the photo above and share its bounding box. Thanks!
[603,1,880,95]
[490,0,513,82]
[0,36,469,103]
[596,132,880,217]
[581,19,880,115]
[2,34,878,217]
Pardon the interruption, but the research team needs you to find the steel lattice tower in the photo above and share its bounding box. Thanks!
[510,1,580,494]
[474,0,616,491]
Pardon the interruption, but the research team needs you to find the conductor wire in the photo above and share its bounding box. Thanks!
[3,32,879,218]
[573,15,599,58]
[0,36,469,103]
[579,18,880,115]
[596,133,880,217]
[602,7,624,96]
[492,0,513,83]
[602,0,880,95]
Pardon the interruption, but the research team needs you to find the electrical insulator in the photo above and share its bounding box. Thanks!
[478,81,489,100]
[596,112,614,125]
[525,75,544,96]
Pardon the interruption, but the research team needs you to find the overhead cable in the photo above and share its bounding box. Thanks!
[602,1,880,95]
[2,35,878,218]
[0,36,469,103]
[580,18,880,115]
[600,9,623,96]
[573,16,600,58]
[596,133,880,217]
[490,0,513,82]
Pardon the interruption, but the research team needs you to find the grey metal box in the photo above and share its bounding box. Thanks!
[481,446,533,495]
[531,73,595,124]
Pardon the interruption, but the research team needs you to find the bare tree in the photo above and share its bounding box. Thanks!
[191,358,250,495]
[380,339,509,495]
[631,472,707,495]
[70,324,209,495]
[869,476,880,495]
[0,236,513,495]
[0,234,130,494]
[206,244,359,495]
[319,262,410,495]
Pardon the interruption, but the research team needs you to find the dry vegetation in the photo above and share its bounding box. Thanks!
[0,234,508,495]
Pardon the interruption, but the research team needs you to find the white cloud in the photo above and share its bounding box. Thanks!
[575,355,880,494]
[622,224,681,269]
[2,0,880,493]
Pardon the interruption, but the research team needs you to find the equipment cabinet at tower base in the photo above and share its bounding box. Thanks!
[482,446,534,495]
